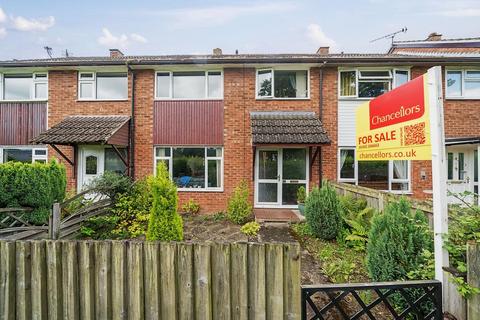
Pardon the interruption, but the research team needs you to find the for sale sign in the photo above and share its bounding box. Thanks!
[356,74,432,160]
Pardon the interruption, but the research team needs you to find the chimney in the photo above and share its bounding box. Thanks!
[212,48,222,56]
[316,46,329,55]
[109,48,124,58]
[426,32,442,41]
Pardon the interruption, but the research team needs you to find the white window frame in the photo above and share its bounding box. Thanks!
[0,72,48,101]
[255,68,310,100]
[0,146,48,164]
[445,68,480,99]
[153,146,224,192]
[78,71,128,101]
[154,70,224,100]
[338,68,410,99]
[337,147,357,183]
[337,147,411,193]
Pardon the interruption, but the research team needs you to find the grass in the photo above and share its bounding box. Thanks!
[291,222,370,283]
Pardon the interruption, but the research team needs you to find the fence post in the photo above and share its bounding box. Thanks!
[378,193,385,212]
[467,243,480,320]
[51,203,61,240]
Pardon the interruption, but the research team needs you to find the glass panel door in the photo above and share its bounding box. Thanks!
[257,149,280,205]
[282,148,307,205]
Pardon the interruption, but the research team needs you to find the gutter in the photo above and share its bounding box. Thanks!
[1,56,480,68]
[318,61,327,185]
[127,62,135,179]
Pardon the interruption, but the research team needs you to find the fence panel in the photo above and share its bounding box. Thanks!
[0,240,301,320]
[301,280,443,320]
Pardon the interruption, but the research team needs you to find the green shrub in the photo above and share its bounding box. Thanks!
[111,178,152,238]
[0,160,66,224]
[182,199,201,215]
[88,171,133,200]
[338,194,367,218]
[292,222,315,238]
[241,221,261,237]
[80,215,120,240]
[305,181,341,240]
[443,198,480,298]
[146,162,183,241]
[296,186,306,204]
[213,211,226,221]
[366,198,432,282]
[227,180,252,224]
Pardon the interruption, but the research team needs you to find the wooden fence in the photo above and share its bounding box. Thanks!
[331,182,434,224]
[0,240,301,320]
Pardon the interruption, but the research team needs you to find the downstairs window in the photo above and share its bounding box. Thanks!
[338,148,410,192]
[154,147,223,191]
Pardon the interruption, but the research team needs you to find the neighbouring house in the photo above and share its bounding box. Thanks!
[0,34,479,213]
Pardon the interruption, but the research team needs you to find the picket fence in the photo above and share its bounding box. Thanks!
[0,240,301,320]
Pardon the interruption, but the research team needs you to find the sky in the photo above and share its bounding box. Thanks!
[0,0,479,60]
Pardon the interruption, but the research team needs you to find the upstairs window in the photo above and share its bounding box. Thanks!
[0,73,48,101]
[155,71,223,99]
[256,69,309,99]
[339,69,409,98]
[446,69,480,98]
[78,72,128,100]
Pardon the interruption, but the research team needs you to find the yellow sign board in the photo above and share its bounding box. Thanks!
[356,74,432,161]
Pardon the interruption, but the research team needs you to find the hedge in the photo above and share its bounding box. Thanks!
[0,160,66,224]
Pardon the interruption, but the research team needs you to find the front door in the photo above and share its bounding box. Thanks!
[78,146,104,191]
[447,148,474,204]
[255,148,308,208]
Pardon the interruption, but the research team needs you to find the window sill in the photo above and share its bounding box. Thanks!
[388,190,413,195]
[76,99,130,102]
[255,97,310,101]
[0,99,48,103]
[178,188,224,193]
[154,98,223,101]
[339,97,374,101]
[445,97,480,101]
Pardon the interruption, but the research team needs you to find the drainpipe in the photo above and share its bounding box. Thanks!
[127,62,135,179]
[318,61,327,185]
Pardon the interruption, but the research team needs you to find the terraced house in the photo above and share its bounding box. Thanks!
[0,33,479,214]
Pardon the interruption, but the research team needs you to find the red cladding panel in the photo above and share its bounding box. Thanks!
[0,102,47,145]
[153,100,224,145]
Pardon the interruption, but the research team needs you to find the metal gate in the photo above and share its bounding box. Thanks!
[301,280,442,320]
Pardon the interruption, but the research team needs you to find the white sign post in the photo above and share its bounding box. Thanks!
[427,66,449,282]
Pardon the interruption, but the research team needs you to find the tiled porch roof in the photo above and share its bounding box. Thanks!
[250,111,330,145]
[31,115,130,146]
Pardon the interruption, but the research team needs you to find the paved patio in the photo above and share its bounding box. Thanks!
[254,208,304,223]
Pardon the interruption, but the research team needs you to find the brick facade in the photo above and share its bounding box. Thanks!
[47,70,132,189]
[6,59,476,212]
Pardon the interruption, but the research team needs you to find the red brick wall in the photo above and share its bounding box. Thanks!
[47,70,132,189]
[177,67,335,212]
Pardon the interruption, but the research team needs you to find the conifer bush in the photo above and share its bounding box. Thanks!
[305,181,341,240]
[366,197,432,281]
[227,180,252,224]
[146,162,183,241]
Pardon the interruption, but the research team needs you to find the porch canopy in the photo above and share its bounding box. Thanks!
[445,136,480,146]
[250,111,330,183]
[30,115,130,167]
[250,111,330,145]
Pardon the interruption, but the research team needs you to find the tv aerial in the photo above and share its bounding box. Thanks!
[370,27,408,44]
[43,46,53,58]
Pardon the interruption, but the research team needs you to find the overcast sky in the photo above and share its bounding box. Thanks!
[0,0,479,60]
